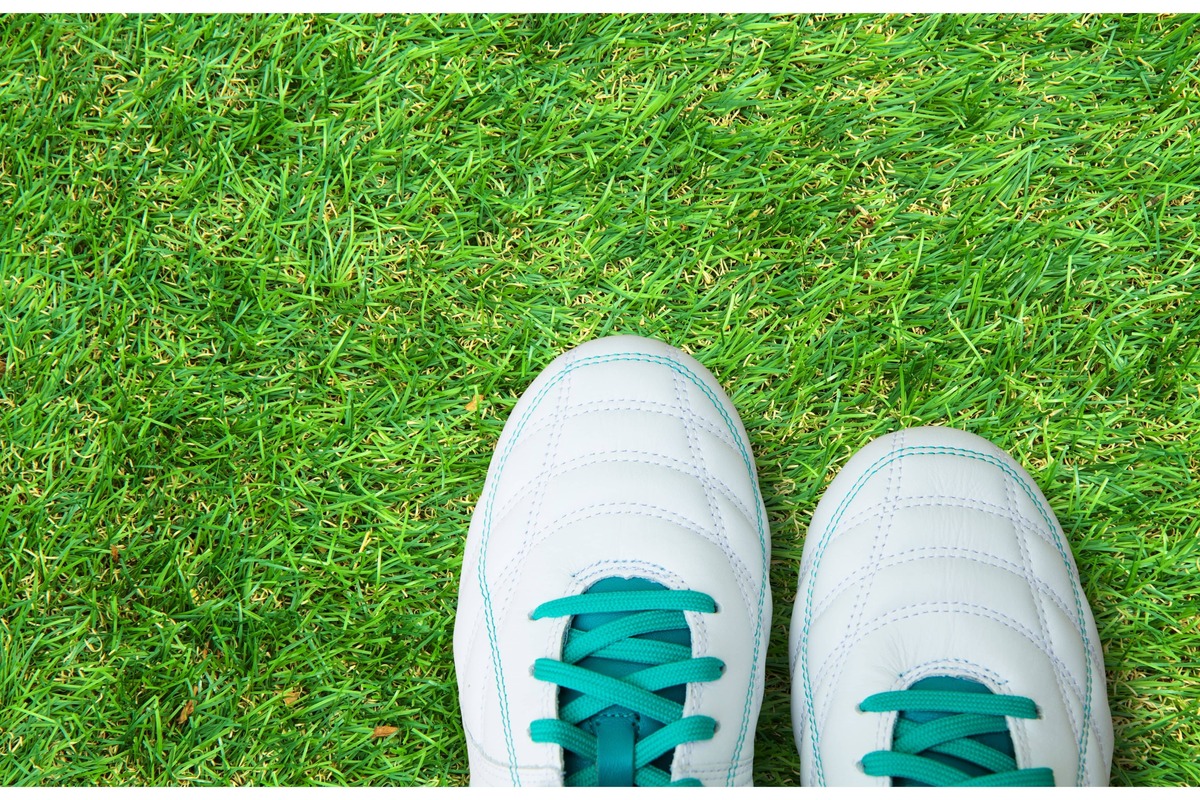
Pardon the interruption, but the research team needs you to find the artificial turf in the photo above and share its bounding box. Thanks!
[1,12,1198,787]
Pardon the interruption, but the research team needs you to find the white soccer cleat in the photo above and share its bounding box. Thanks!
[454,335,772,786]
[790,426,1113,786]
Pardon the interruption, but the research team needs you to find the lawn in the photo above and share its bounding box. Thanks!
[1,13,1198,786]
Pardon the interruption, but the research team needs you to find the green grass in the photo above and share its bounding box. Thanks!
[1,12,1199,787]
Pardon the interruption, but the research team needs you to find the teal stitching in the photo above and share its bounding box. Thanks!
[799,445,1093,787]
[478,351,768,787]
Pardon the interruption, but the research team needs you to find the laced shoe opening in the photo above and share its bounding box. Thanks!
[528,577,722,787]
[859,676,1054,787]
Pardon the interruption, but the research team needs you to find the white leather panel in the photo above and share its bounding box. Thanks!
[456,335,771,786]
[791,426,1112,787]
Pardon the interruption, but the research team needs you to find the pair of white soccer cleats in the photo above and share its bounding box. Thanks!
[454,336,1113,786]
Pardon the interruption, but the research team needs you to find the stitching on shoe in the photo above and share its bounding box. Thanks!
[675,366,726,574]
[798,444,1094,785]
[1005,451,1082,782]
[487,448,758,534]
[515,397,743,452]
[810,547,1079,641]
[489,366,576,686]
[885,634,1104,771]
[672,364,716,783]
[465,721,561,777]
[477,365,562,784]
[816,429,906,764]
[898,658,1008,688]
[675,752,755,782]
[792,501,1075,681]
[808,608,1103,759]
[572,558,682,587]
[482,488,760,675]
[476,351,768,787]
[524,501,758,611]
[833,494,1060,551]
[811,601,1091,732]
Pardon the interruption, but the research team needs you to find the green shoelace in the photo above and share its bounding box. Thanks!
[858,677,1054,787]
[528,580,724,787]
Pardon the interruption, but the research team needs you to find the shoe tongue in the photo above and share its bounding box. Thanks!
[592,713,637,786]
[560,577,690,786]
[892,676,1017,787]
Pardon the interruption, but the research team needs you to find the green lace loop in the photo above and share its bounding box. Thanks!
[859,688,1055,786]
[529,588,723,787]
